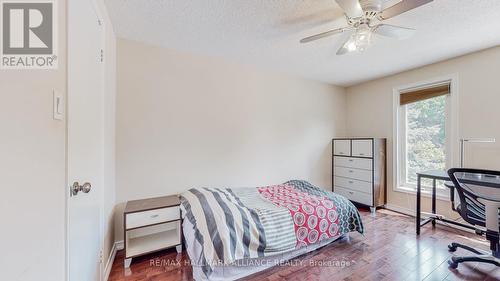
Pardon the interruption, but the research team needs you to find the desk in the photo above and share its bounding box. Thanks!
[416,170,477,235]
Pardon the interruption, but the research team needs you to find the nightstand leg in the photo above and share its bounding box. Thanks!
[176,245,182,253]
[124,258,132,268]
[370,207,376,215]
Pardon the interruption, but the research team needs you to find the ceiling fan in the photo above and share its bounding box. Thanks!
[300,0,433,55]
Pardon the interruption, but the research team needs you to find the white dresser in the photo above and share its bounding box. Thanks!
[332,138,386,212]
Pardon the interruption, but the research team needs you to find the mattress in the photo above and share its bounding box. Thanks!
[180,180,364,280]
[184,218,349,281]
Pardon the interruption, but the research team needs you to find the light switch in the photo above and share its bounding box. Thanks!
[53,90,64,120]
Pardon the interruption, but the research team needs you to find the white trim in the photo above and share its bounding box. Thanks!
[116,240,125,250]
[399,104,408,188]
[384,203,415,216]
[103,242,118,281]
[96,8,106,281]
[395,185,451,201]
[383,204,476,234]
[392,74,460,196]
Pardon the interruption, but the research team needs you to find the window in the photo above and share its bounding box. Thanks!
[394,79,457,196]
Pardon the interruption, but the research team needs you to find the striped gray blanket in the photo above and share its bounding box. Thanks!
[180,180,363,277]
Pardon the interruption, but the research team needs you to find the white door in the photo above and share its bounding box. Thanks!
[67,0,104,280]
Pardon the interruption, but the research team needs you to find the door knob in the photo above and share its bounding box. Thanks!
[71,182,91,196]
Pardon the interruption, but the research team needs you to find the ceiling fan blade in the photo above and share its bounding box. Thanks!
[373,24,415,39]
[381,0,403,10]
[378,0,433,20]
[335,0,363,19]
[300,27,347,43]
[336,31,356,55]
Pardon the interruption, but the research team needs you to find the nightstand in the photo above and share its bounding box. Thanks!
[123,195,182,268]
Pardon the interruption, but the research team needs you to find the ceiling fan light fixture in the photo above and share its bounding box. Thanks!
[347,40,357,52]
[353,24,372,52]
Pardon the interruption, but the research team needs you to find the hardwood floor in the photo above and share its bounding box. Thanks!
[108,209,500,281]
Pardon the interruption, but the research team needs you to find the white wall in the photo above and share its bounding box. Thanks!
[346,46,500,217]
[0,1,67,280]
[114,38,347,240]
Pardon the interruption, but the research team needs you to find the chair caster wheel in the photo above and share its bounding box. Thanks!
[448,260,458,269]
[448,244,457,252]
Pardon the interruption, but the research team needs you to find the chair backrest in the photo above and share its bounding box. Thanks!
[447,168,500,227]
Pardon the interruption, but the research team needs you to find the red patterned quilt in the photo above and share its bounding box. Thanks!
[258,184,340,247]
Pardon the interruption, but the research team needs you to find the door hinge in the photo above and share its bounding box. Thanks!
[99,250,103,264]
[100,49,104,63]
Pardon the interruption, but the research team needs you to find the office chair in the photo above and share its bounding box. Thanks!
[446,168,500,269]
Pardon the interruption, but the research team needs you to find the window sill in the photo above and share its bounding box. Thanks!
[394,186,450,201]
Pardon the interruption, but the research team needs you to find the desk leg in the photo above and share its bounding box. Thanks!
[416,175,421,235]
[432,178,436,227]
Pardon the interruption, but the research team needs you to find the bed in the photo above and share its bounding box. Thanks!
[180,180,364,280]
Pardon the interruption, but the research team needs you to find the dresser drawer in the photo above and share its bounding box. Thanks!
[333,139,351,156]
[352,139,373,158]
[334,176,372,193]
[334,156,372,170]
[334,166,373,182]
[334,186,372,206]
[126,206,180,230]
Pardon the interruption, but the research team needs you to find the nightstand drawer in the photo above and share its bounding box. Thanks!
[126,206,180,230]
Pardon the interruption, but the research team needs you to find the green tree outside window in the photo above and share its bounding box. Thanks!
[406,95,446,187]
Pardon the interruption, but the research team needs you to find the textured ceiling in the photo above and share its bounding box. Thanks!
[105,0,500,86]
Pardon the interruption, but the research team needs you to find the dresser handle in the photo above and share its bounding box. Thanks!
[150,214,159,218]
[359,153,365,156]
[348,191,354,194]
[349,170,353,173]
[349,181,353,184]
[349,159,353,162]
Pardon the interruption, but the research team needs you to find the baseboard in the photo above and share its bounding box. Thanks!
[383,204,477,234]
[384,204,415,216]
[116,240,124,250]
[103,241,123,281]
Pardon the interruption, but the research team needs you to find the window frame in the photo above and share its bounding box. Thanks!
[392,75,459,198]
